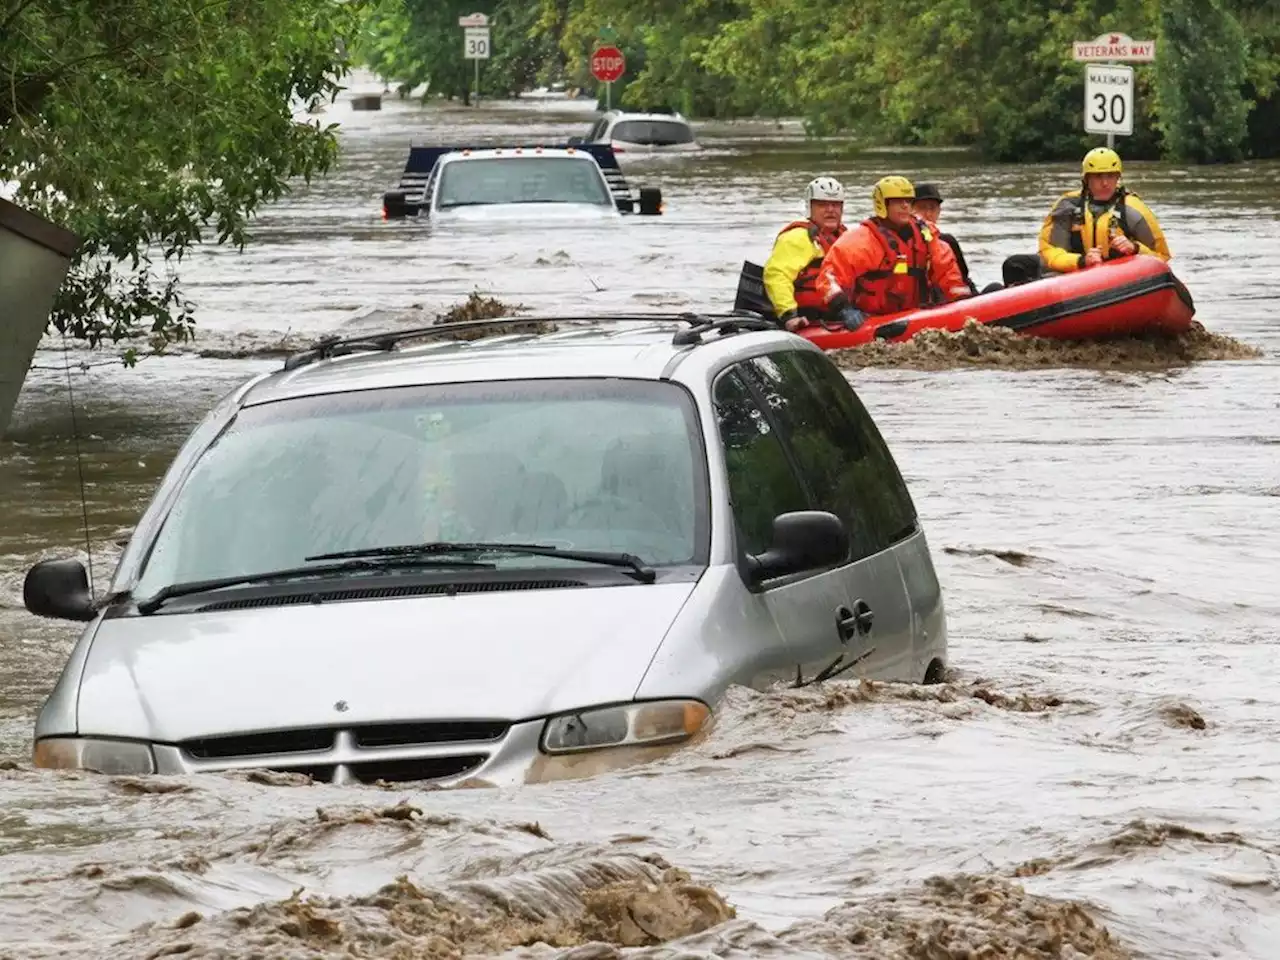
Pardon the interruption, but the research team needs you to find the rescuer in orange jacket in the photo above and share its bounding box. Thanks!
[814,176,972,332]
[763,176,848,331]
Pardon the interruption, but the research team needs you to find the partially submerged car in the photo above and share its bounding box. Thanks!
[572,110,700,154]
[25,314,947,787]
[381,144,662,221]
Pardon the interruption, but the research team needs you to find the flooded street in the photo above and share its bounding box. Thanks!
[2,73,1279,959]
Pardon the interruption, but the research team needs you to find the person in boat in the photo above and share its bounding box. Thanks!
[814,175,972,332]
[998,147,1172,287]
[1038,146,1170,274]
[764,176,848,332]
[911,182,980,298]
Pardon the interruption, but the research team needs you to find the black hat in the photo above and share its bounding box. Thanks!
[913,182,944,203]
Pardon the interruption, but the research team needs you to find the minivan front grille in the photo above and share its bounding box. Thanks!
[353,721,508,748]
[184,728,335,759]
[349,755,485,784]
[176,720,511,786]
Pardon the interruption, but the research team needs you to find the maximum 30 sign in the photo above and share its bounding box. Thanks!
[1085,64,1134,136]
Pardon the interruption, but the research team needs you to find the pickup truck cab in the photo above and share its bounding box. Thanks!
[382,144,662,221]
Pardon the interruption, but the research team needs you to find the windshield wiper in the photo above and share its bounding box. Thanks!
[305,541,657,584]
[135,556,495,615]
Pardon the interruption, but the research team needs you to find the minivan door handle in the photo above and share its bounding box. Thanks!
[837,600,874,642]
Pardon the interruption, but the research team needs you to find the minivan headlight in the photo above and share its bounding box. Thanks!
[33,737,156,775]
[540,700,710,754]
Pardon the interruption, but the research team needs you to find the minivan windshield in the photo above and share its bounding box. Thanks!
[134,379,709,595]
[436,156,614,208]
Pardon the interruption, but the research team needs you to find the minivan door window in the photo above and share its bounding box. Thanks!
[742,351,917,559]
[711,369,809,556]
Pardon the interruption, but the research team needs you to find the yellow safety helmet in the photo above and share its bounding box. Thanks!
[1082,146,1123,176]
[872,175,915,218]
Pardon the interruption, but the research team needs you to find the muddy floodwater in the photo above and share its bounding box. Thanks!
[2,72,1278,958]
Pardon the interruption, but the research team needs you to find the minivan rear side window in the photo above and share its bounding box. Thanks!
[712,370,809,556]
[742,351,917,559]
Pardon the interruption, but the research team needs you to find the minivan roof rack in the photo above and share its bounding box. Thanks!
[670,314,777,345]
[280,311,779,372]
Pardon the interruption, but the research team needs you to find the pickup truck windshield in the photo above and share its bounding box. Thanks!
[437,156,614,208]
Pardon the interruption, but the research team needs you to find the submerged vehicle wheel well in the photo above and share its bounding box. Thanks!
[923,658,946,685]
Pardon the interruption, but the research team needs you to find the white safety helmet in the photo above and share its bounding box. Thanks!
[805,176,845,203]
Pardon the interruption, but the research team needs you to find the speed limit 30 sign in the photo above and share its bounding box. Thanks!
[1084,64,1133,137]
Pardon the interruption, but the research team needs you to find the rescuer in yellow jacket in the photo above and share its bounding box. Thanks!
[764,176,847,330]
[1038,147,1170,273]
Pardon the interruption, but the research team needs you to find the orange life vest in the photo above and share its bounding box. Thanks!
[778,219,846,314]
[850,216,934,315]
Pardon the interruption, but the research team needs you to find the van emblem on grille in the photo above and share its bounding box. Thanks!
[334,700,349,713]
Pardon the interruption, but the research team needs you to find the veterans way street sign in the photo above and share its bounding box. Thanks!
[1073,31,1151,145]
[1072,32,1156,62]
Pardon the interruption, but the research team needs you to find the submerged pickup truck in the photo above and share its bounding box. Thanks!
[381,143,664,222]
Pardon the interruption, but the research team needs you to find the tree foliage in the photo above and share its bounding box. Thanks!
[542,0,1176,159]
[359,0,1275,161]
[356,0,565,103]
[1156,0,1251,162]
[523,0,1273,160]
[0,0,363,355]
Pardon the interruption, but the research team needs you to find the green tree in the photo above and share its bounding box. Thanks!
[357,0,564,102]
[490,0,568,93]
[0,0,363,356]
[562,0,787,116]
[542,0,1276,161]
[1225,0,1278,158]
[1156,0,1251,162]
[358,0,482,102]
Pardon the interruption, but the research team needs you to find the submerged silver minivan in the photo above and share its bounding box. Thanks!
[24,316,947,787]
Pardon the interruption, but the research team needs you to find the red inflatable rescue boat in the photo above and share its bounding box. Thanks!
[795,254,1195,350]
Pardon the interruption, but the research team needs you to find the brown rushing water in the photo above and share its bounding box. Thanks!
[2,72,1278,959]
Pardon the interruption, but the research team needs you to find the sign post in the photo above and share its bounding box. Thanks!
[459,12,490,105]
[590,44,625,111]
[1072,32,1156,148]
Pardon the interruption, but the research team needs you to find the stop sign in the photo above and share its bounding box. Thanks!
[591,46,625,83]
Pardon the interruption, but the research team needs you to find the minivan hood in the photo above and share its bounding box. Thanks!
[76,583,694,743]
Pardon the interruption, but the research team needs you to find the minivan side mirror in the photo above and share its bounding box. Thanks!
[24,559,98,622]
[746,511,850,583]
